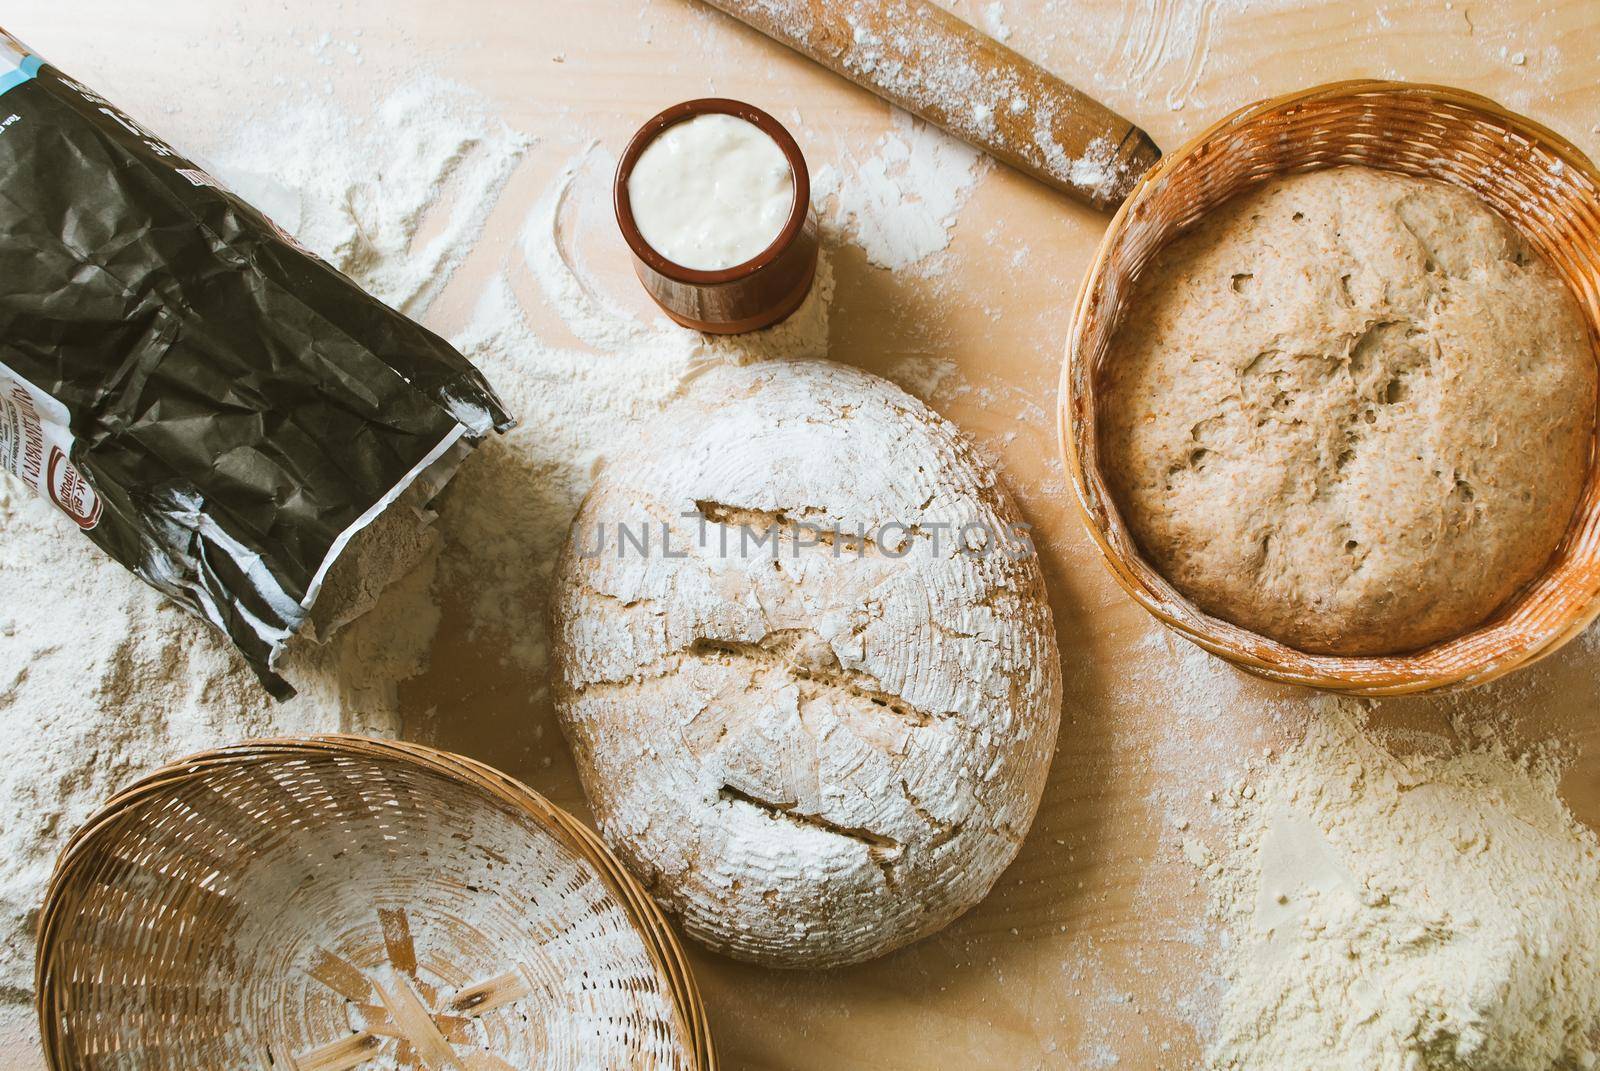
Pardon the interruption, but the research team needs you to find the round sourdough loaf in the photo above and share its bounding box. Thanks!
[552,359,1061,968]
[1101,166,1596,656]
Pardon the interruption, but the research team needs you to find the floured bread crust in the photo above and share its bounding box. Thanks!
[1102,167,1596,655]
[553,359,1062,968]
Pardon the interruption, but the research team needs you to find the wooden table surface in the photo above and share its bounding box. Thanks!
[7,1,1599,1068]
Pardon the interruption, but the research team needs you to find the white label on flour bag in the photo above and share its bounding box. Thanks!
[0,367,101,528]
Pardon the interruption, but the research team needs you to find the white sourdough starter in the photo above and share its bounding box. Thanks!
[0,14,1596,1071]
[627,112,793,269]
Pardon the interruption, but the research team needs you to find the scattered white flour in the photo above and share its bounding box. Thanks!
[886,354,963,401]
[982,2,1013,42]
[1189,697,1600,1070]
[1088,0,1228,116]
[212,77,531,318]
[812,109,984,273]
[1061,135,1122,197]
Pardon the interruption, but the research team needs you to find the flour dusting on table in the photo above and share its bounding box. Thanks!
[982,2,1013,42]
[214,78,529,318]
[1190,697,1600,1070]
[1068,623,1600,1070]
[813,108,984,273]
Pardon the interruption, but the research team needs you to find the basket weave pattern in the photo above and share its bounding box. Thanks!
[35,737,716,1070]
[1062,80,1600,694]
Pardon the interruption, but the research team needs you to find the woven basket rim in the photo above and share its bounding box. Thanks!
[1167,78,1600,190]
[1058,79,1600,694]
[34,733,718,1071]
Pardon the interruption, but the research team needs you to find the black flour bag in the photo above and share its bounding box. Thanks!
[0,32,512,697]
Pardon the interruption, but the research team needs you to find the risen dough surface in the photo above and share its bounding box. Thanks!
[1102,167,1595,655]
[553,359,1061,967]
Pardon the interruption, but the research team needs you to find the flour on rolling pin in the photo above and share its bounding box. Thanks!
[628,113,795,269]
[702,0,1160,210]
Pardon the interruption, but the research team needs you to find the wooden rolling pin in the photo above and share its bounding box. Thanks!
[701,0,1160,211]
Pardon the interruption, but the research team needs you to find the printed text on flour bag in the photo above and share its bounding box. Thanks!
[0,371,101,529]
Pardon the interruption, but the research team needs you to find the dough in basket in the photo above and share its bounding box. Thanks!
[1101,166,1595,655]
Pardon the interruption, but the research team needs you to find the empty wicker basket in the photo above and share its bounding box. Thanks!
[1061,79,1600,695]
[35,736,716,1070]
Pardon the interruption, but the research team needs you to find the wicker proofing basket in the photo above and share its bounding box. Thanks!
[1061,80,1600,695]
[34,736,716,1071]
